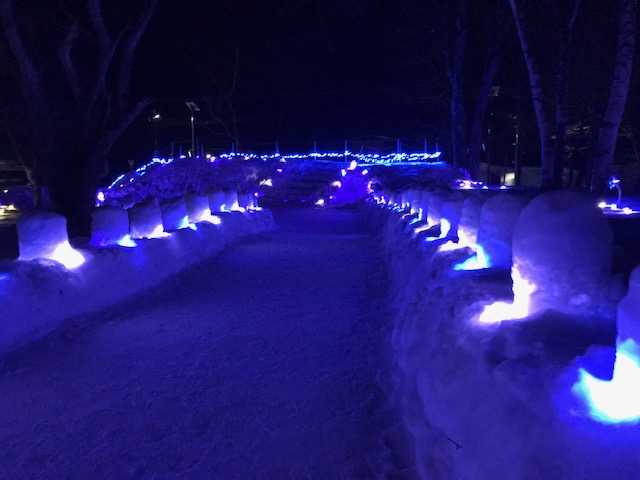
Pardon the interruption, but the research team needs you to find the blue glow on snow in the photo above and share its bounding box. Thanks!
[476,267,534,324]
[572,339,640,424]
[116,235,137,248]
[454,246,489,271]
[177,216,190,230]
[51,243,85,269]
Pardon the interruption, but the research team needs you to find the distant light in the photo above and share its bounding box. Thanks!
[341,169,347,177]
[315,198,325,206]
[96,191,105,203]
[331,181,342,188]
[260,178,273,187]
[361,169,369,175]
[348,160,358,170]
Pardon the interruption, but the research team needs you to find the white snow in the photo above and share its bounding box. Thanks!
[0,207,414,479]
[0,210,275,356]
[366,196,640,480]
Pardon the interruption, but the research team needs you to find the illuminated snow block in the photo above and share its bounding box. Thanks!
[425,189,449,225]
[440,192,467,238]
[512,191,612,315]
[224,190,240,211]
[476,193,530,269]
[209,190,226,212]
[185,194,211,223]
[17,210,68,260]
[160,197,189,231]
[90,207,129,246]
[458,191,494,246]
[129,198,163,239]
[618,266,640,343]
[237,193,252,210]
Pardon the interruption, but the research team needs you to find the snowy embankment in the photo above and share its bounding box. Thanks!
[0,208,274,355]
[364,189,640,480]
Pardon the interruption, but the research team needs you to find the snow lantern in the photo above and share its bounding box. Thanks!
[185,194,211,224]
[440,191,468,239]
[209,190,226,212]
[618,266,640,344]
[458,191,494,246]
[512,190,612,315]
[425,189,449,226]
[90,206,130,246]
[17,210,84,268]
[160,197,189,231]
[476,193,530,269]
[237,192,253,210]
[129,198,164,239]
[224,190,240,211]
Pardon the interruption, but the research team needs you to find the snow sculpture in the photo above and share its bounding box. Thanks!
[512,190,612,315]
[458,191,494,246]
[185,194,211,223]
[571,266,640,424]
[91,207,130,246]
[129,198,164,239]
[209,190,226,212]
[224,190,240,211]
[160,197,189,231]
[618,265,640,343]
[237,192,253,210]
[476,193,530,270]
[425,189,448,226]
[17,210,84,268]
[439,192,467,239]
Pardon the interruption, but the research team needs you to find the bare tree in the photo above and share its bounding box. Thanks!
[591,0,637,194]
[0,0,156,240]
[202,48,241,151]
[508,0,581,189]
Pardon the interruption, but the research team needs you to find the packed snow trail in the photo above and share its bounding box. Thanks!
[0,207,414,479]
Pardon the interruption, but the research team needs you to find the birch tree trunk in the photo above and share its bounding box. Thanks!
[508,0,555,189]
[449,0,467,171]
[591,0,637,195]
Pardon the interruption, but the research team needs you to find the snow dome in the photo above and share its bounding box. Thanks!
[185,194,211,224]
[209,190,226,212]
[512,190,612,315]
[160,197,189,231]
[476,193,531,269]
[129,198,164,239]
[91,206,130,247]
[458,191,494,246]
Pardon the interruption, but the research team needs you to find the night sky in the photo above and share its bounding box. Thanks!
[120,1,449,163]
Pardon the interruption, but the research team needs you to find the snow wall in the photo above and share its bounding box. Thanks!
[364,190,640,480]
[0,208,275,356]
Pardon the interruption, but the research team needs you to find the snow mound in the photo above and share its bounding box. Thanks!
[364,194,639,480]
[0,209,275,355]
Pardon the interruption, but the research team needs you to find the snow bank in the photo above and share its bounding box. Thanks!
[0,209,275,355]
[364,194,639,480]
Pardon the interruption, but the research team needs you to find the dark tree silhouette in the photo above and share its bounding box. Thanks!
[0,0,156,240]
[591,0,637,194]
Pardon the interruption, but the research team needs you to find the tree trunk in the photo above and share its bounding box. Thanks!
[449,0,467,170]
[509,0,555,188]
[591,0,637,195]
[467,54,500,180]
[554,0,581,188]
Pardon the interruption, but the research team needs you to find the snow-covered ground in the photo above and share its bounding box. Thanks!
[366,201,640,480]
[0,207,414,479]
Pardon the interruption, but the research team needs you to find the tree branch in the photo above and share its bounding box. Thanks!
[58,24,81,98]
[0,0,43,105]
[117,0,157,100]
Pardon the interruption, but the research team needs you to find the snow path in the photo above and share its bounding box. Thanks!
[0,208,414,479]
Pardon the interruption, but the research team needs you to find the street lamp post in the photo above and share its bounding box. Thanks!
[149,109,161,156]
[185,102,200,156]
